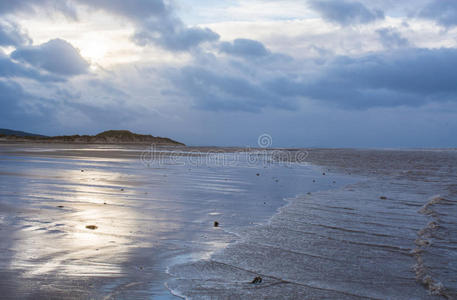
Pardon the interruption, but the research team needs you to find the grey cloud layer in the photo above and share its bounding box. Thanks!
[0,77,144,134]
[0,80,28,114]
[420,1,457,27]
[134,24,219,51]
[0,21,31,46]
[219,39,270,57]
[309,0,384,25]
[0,79,57,131]
[376,28,409,49]
[170,46,457,112]
[0,0,77,19]
[0,51,63,82]
[11,39,89,76]
[173,66,296,112]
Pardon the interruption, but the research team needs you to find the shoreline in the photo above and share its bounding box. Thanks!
[166,149,457,299]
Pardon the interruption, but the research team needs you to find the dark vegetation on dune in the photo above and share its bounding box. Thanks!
[0,129,184,145]
[0,128,47,137]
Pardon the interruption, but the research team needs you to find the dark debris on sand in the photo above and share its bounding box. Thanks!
[251,276,262,284]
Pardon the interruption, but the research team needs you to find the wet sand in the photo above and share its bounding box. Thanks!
[1,144,456,299]
[0,143,349,299]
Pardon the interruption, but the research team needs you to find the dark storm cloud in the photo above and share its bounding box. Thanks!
[219,39,270,57]
[0,80,55,130]
[0,77,146,134]
[171,47,457,112]
[376,28,409,49]
[309,0,384,26]
[292,48,457,108]
[328,48,457,96]
[134,25,220,51]
[11,39,89,76]
[0,21,31,46]
[0,51,63,82]
[173,66,297,112]
[0,80,26,112]
[419,1,457,27]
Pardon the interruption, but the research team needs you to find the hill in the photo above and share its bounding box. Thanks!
[0,128,47,137]
[0,130,184,146]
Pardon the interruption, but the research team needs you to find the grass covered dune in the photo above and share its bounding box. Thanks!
[0,130,184,146]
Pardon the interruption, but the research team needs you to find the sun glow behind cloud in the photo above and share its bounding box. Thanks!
[18,10,142,67]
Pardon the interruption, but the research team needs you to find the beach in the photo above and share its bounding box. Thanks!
[0,144,456,299]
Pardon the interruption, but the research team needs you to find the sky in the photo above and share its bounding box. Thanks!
[1,0,457,148]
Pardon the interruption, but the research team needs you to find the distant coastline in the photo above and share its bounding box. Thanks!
[0,129,185,146]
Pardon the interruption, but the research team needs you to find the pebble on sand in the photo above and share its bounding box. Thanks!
[86,225,98,230]
[251,276,262,284]
[256,173,260,176]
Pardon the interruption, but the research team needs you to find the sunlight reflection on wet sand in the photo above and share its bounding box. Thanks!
[6,159,189,281]
[0,144,340,298]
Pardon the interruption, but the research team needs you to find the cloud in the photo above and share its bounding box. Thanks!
[134,24,220,51]
[0,21,31,46]
[82,0,221,51]
[309,0,384,26]
[0,0,77,19]
[0,51,63,82]
[0,79,57,130]
[78,0,167,19]
[0,0,219,51]
[376,28,409,49]
[0,75,150,135]
[219,39,270,57]
[0,0,43,15]
[296,48,457,108]
[171,65,297,112]
[77,0,220,51]
[0,80,26,113]
[419,1,457,28]
[169,47,457,113]
[11,39,89,76]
